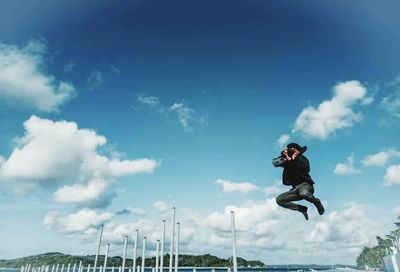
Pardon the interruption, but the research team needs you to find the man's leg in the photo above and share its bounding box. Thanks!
[276,189,309,220]
[298,183,325,215]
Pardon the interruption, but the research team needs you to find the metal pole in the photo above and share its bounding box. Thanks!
[72,264,76,272]
[174,223,180,272]
[94,224,105,272]
[123,235,128,272]
[88,264,91,272]
[160,220,165,272]
[67,264,71,272]
[61,264,65,272]
[133,230,138,272]
[56,264,59,272]
[169,208,176,272]
[156,240,160,272]
[141,237,147,272]
[231,211,238,272]
[104,243,110,272]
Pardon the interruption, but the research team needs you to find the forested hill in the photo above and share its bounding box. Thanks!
[0,252,264,268]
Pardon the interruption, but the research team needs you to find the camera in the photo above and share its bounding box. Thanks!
[272,156,287,167]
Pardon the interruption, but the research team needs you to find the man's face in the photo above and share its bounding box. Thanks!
[286,147,300,159]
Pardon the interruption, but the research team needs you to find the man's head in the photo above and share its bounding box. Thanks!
[286,143,307,157]
[287,142,302,151]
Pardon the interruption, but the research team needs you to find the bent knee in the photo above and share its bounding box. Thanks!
[299,191,314,199]
[276,196,284,206]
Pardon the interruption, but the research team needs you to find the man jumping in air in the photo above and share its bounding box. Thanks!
[273,143,325,220]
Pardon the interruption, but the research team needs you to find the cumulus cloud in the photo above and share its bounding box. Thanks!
[87,69,103,90]
[43,209,113,234]
[0,115,158,205]
[44,208,194,249]
[307,203,376,245]
[136,95,206,130]
[292,81,371,139]
[276,134,290,148]
[264,181,285,196]
[0,40,75,112]
[43,199,381,264]
[334,154,362,175]
[384,164,400,186]
[215,179,258,194]
[362,149,400,167]
[197,200,379,264]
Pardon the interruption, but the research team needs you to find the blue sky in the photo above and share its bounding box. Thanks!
[1,0,400,265]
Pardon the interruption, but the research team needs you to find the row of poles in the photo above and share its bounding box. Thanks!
[21,209,239,272]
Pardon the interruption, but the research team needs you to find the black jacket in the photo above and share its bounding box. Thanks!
[282,154,314,186]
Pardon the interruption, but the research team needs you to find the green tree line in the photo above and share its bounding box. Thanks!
[356,215,400,269]
[0,253,264,269]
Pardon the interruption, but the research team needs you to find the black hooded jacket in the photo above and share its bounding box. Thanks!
[282,154,314,186]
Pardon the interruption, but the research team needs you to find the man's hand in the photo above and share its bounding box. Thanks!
[292,148,300,160]
[283,148,291,161]
[283,148,300,161]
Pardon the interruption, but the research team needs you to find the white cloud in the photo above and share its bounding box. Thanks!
[87,69,103,90]
[154,201,169,213]
[44,199,382,264]
[43,209,113,234]
[198,200,380,264]
[384,164,400,186]
[0,115,158,205]
[307,203,376,246]
[362,149,400,167]
[215,179,258,194]
[137,95,206,130]
[137,94,160,108]
[0,40,75,112]
[292,81,371,139]
[44,209,194,249]
[169,102,206,130]
[334,153,362,175]
[276,134,290,148]
[264,181,285,196]
[54,179,109,204]
[382,74,400,118]
[394,206,400,215]
[204,198,281,232]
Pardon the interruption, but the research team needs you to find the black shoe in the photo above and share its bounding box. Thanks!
[315,201,325,215]
[298,206,309,220]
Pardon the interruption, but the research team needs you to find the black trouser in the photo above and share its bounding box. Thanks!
[276,182,322,212]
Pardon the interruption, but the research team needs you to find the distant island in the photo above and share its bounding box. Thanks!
[0,252,264,269]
